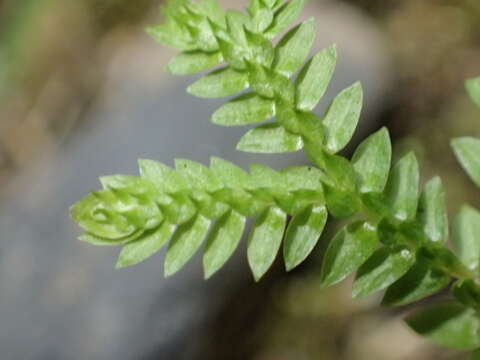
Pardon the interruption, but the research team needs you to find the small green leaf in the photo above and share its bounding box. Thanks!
[382,259,450,306]
[265,0,308,38]
[146,23,195,51]
[452,137,480,187]
[406,302,480,350]
[248,206,287,281]
[466,77,480,108]
[262,0,278,9]
[272,73,295,103]
[384,152,419,221]
[203,210,246,279]
[138,159,189,192]
[175,158,223,192]
[295,45,337,111]
[276,99,301,133]
[323,82,363,153]
[99,175,144,190]
[210,157,250,188]
[167,51,222,75]
[71,192,140,240]
[305,149,357,192]
[116,222,176,269]
[187,67,249,98]
[352,127,391,194]
[226,10,249,47]
[78,231,143,246]
[297,111,324,145]
[273,18,315,77]
[245,28,275,67]
[283,205,328,271]
[236,123,304,153]
[452,205,480,270]
[362,193,390,219]
[211,93,275,126]
[281,166,326,191]
[452,279,480,308]
[247,0,264,17]
[323,186,359,218]
[246,62,275,98]
[200,0,225,27]
[166,193,197,225]
[352,246,415,298]
[417,177,448,244]
[216,36,248,71]
[320,221,378,287]
[164,215,211,277]
[249,164,285,189]
[250,8,274,32]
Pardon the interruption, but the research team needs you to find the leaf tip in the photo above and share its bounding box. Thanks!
[115,258,129,270]
[203,269,213,280]
[164,263,177,278]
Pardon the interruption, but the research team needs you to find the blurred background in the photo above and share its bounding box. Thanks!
[1,0,480,359]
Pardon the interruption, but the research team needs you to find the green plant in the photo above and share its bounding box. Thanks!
[70,0,480,355]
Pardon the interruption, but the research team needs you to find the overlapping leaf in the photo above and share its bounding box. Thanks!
[71,158,328,278]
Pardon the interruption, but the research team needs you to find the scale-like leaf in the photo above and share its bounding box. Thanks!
[203,210,246,279]
[265,0,308,38]
[210,157,250,188]
[262,0,279,9]
[352,246,415,298]
[245,28,275,67]
[452,205,480,270]
[281,166,326,191]
[175,158,223,192]
[466,77,480,108]
[146,23,195,51]
[452,137,480,187]
[78,232,142,246]
[164,215,211,276]
[273,18,315,77]
[320,221,378,287]
[382,259,450,306]
[201,0,225,27]
[187,67,249,98]
[352,127,391,194]
[283,205,327,271]
[237,123,303,153]
[116,222,176,269]
[417,177,448,244]
[211,93,275,126]
[251,8,274,33]
[407,302,480,350]
[384,152,419,221]
[248,206,287,281]
[167,51,223,75]
[295,45,337,111]
[323,82,363,153]
[226,10,249,47]
[452,279,480,308]
[138,159,189,192]
[249,164,285,189]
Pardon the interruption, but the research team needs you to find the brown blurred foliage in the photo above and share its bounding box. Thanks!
[0,0,160,183]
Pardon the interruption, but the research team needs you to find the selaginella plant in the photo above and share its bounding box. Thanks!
[70,0,480,356]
